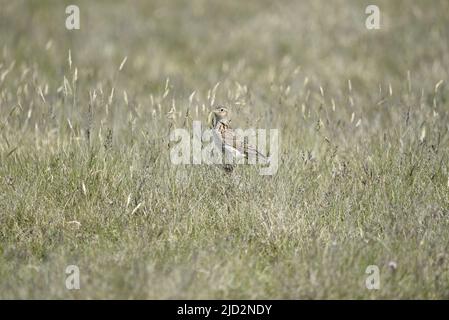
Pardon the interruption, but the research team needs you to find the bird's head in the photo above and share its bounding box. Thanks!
[208,106,229,128]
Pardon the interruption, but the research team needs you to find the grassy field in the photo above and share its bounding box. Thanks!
[1,0,449,299]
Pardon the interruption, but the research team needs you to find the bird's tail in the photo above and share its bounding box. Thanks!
[245,147,268,164]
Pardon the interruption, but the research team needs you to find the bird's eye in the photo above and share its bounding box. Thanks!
[220,108,224,112]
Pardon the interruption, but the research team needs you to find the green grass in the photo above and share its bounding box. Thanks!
[1,0,449,299]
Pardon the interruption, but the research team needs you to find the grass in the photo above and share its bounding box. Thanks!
[0,0,449,299]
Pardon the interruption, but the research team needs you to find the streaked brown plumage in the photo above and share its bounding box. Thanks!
[207,107,267,172]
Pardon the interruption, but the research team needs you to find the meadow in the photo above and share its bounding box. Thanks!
[0,0,449,299]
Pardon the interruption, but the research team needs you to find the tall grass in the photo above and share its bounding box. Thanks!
[0,0,448,298]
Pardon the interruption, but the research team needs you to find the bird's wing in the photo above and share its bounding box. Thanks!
[222,129,244,151]
[222,129,267,160]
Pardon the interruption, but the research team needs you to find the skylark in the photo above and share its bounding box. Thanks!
[207,106,267,172]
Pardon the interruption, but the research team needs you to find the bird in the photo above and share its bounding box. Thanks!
[207,106,267,172]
